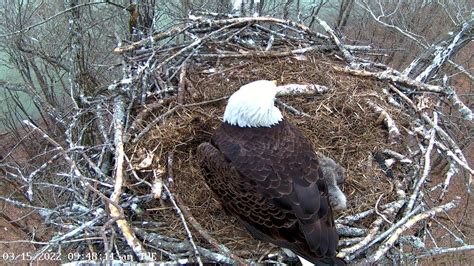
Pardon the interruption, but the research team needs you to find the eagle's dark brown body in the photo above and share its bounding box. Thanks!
[197,119,344,265]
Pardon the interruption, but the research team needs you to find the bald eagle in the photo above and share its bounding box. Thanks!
[197,80,347,265]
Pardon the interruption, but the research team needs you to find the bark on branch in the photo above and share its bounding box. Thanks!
[111,95,153,262]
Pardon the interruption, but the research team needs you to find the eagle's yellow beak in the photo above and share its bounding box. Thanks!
[271,80,277,86]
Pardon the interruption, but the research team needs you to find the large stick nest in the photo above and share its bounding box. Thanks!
[93,14,471,264]
[130,53,405,254]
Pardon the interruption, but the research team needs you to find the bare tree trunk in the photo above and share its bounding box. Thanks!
[139,0,156,35]
[256,0,264,15]
[307,0,328,29]
[336,0,355,31]
[68,0,84,107]
[232,0,262,16]
[67,0,98,146]
[232,0,245,16]
[283,0,294,20]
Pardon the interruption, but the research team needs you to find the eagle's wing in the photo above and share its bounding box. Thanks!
[197,121,340,264]
[197,142,295,229]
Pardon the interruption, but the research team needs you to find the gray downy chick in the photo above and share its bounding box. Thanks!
[317,153,347,211]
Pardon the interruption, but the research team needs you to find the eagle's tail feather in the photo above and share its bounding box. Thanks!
[298,255,346,266]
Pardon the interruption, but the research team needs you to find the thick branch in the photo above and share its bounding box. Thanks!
[276,83,330,96]
[367,100,401,144]
[111,95,153,262]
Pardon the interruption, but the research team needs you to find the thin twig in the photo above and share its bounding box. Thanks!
[175,196,247,264]
[163,184,203,266]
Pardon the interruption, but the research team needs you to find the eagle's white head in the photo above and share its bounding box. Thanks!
[223,80,283,128]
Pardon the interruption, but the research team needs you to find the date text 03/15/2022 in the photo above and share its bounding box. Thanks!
[2,252,161,262]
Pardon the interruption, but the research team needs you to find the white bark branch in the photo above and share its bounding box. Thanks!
[367,100,401,144]
[111,95,153,262]
[367,199,459,262]
[336,200,405,225]
[315,17,355,62]
[276,83,330,96]
[415,244,474,259]
[406,112,437,213]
